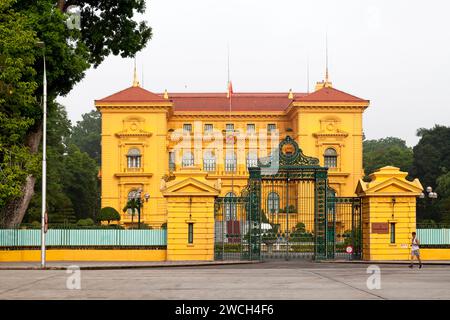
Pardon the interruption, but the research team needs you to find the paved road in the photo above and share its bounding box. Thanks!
[0,261,449,299]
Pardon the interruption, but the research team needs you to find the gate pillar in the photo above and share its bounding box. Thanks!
[356,166,423,261]
[162,168,219,261]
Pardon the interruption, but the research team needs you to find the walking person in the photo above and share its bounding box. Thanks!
[409,232,422,269]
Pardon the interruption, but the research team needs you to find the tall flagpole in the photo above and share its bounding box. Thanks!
[227,44,234,197]
[307,54,310,93]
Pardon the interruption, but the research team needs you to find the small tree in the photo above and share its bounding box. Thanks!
[97,207,121,225]
[123,199,138,225]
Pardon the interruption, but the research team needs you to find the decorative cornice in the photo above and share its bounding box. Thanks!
[313,131,349,138]
[115,131,152,138]
[169,113,285,119]
[114,172,153,178]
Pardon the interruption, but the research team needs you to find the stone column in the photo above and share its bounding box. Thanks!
[356,166,423,261]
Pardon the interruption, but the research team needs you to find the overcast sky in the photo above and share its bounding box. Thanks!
[58,0,450,146]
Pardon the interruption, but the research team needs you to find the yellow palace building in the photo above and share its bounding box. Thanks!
[95,74,370,229]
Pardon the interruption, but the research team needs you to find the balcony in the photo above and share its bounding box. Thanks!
[203,159,216,172]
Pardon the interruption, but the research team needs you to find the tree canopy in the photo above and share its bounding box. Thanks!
[70,110,101,165]
[24,104,99,224]
[363,137,413,179]
[0,0,152,227]
[409,125,450,189]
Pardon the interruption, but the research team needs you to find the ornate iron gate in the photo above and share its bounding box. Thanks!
[214,179,261,261]
[214,136,362,261]
[327,195,362,259]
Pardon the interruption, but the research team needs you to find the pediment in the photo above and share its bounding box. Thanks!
[357,177,423,196]
[162,177,219,196]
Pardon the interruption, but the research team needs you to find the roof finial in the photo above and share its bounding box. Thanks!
[133,58,140,87]
[315,33,333,91]
[288,88,294,99]
[163,89,169,99]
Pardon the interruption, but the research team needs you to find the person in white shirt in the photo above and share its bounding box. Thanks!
[409,232,422,269]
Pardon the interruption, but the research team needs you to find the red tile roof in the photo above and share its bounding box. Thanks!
[163,93,306,112]
[96,86,368,110]
[97,86,167,103]
[295,87,368,102]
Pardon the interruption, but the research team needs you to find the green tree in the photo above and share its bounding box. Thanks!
[0,0,40,226]
[70,110,101,165]
[62,144,99,219]
[1,0,151,227]
[410,125,450,222]
[410,125,450,189]
[436,172,450,223]
[24,104,99,223]
[363,137,413,179]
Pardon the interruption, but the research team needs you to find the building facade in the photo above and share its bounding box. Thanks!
[95,77,370,228]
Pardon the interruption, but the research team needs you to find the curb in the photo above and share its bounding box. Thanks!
[319,260,450,266]
[0,260,261,271]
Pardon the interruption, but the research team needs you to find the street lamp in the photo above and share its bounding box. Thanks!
[419,186,438,199]
[418,186,438,222]
[36,41,47,269]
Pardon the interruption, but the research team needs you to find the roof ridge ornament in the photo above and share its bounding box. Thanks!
[288,89,294,99]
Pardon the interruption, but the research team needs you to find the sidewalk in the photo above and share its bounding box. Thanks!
[0,260,260,270]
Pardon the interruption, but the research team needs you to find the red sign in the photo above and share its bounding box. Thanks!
[346,246,353,254]
[372,222,389,234]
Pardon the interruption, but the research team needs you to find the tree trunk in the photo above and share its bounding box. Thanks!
[0,125,42,228]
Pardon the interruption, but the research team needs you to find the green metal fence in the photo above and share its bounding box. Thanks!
[417,225,450,248]
[0,229,167,248]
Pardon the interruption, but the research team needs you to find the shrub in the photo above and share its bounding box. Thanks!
[97,207,121,224]
[128,223,153,229]
[77,218,95,227]
[294,222,306,233]
[31,221,41,229]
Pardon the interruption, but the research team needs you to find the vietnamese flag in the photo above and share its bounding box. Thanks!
[227,81,233,98]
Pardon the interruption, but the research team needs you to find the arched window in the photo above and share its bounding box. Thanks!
[127,148,141,168]
[225,192,237,220]
[225,152,236,172]
[267,192,280,217]
[327,188,337,222]
[203,151,216,172]
[182,151,194,167]
[246,151,258,169]
[324,148,337,168]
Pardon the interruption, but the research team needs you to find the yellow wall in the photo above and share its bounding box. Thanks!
[98,103,171,228]
[96,84,369,227]
[0,249,166,262]
[421,249,450,261]
[291,105,365,197]
[357,166,423,261]
[162,168,219,261]
[165,196,215,261]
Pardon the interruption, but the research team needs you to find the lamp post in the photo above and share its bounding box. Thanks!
[36,41,47,269]
[418,186,438,221]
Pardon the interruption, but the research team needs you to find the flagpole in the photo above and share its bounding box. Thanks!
[227,45,234,197]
